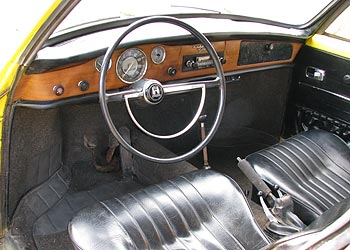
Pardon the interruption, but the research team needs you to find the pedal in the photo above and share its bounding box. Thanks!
[83,134,97,149]
[105,134,119,163]
[84,133,119,173]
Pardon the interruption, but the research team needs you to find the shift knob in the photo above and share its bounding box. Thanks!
[198,115,207,123]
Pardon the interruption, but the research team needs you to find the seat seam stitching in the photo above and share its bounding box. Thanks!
[128,193,169,250]
[176,177,245,250]
[298,134,350,175]
[167,179,230,250]
[144,186,192,250]
[292,137,350,187]
[113,196,151,249]
[283,140,347,200]
[273,144,340,202]
[265,147,335,206]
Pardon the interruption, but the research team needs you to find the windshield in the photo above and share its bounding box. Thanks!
[56,0,333,32]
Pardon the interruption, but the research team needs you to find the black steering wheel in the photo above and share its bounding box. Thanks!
[99,16,226,164]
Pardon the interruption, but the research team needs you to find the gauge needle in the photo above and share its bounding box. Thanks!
[123,62,135,78]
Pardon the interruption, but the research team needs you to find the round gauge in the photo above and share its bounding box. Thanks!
[151,46,166,64]
[116,48,147,84]
[95,55,112,72]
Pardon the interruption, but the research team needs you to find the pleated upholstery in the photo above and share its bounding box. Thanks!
[246,129,350,223]
[68,170,269,250]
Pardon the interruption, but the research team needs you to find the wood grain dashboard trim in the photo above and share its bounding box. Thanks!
[13,40,302,102]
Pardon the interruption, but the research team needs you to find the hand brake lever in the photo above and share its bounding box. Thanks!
[236,157,275,200]
[237,157,306,237]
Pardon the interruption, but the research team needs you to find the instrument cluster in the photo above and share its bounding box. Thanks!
[96,46,166,85]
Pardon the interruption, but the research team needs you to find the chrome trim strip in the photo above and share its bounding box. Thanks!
[299,82,350,103]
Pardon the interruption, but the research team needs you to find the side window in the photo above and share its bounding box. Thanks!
[325,6,350,41]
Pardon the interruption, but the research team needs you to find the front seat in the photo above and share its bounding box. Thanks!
[246,129,350,224]
[68,170,270,250]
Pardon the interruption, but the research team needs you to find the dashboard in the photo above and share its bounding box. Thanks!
[13,39,302,102]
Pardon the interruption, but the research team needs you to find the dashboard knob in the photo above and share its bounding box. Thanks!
[78,80,89,91]
[53,85,64,96]
[265,43,274,51]
[343,75,350,85]
[168,67,177,76]
[186,60,195,68]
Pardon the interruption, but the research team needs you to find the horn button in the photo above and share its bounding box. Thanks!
[143,80,164,104]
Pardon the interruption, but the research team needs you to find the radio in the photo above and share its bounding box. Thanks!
[182,52,225,72]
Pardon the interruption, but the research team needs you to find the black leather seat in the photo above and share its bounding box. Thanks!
[246,129,350,224]
[69,170,269,250]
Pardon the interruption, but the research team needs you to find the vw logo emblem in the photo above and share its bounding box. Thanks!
[144,82,164,104]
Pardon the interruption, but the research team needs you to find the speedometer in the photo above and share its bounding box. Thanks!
[116,48,147,84]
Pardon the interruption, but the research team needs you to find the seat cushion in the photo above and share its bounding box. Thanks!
[246,129,350,224]
[68,170,269,250]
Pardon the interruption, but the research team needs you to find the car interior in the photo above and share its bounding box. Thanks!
[2,1,350,250]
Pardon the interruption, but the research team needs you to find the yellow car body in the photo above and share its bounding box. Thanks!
[0,0,349,247]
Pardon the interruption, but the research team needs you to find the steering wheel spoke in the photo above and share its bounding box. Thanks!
[106,88,143,102]
[163,77,220,96]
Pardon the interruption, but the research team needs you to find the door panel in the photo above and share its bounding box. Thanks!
[285,45,350,143]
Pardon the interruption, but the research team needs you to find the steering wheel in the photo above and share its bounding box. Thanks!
[99,16,226,164]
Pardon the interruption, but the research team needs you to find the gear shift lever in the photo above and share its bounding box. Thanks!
[199,115,210,169]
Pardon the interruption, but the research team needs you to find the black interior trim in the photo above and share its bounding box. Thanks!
[287,45,350,132]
